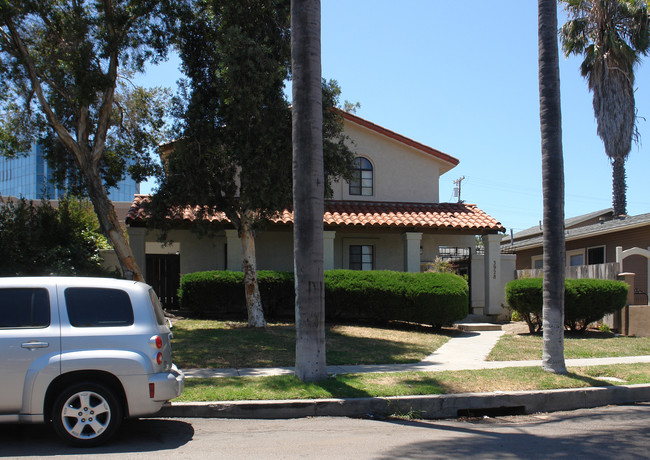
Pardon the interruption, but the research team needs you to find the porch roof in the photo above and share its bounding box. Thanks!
[126,195,505,233]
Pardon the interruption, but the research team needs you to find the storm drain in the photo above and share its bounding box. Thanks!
[457,406,526,418]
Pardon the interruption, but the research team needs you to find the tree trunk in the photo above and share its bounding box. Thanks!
[611,156,627,216]
[240,211,266,328]
[538,0,567,374]
[291,0,327,382]
[82,163,144,281]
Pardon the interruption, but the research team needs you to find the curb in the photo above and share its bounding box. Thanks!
[153,384,650,420]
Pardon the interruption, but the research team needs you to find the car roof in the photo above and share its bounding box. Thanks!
[0,276,147,291]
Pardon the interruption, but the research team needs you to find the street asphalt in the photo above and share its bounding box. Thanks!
[157,327,650,420]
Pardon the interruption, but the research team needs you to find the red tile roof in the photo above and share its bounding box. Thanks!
[127,195,504,233]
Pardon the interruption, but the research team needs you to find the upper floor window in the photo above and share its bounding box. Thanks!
[349,157,373,196]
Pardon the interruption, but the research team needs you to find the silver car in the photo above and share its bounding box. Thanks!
[0,277,184,446]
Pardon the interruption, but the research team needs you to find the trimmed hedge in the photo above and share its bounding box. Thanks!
[178,269,469,328]
[178,270,294,318]
[505,278,629,333]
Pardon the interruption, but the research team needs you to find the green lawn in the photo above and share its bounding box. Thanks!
[487,331,650,361]
[175,363,650,402]
[171,320,456,369]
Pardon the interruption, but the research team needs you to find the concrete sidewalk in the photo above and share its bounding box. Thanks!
[180,329,650,378]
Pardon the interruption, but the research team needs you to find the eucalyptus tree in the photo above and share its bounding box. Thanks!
[0,0,176,281]
[539,0,568,374]
[560,0,650,216]
[150,0,354,329]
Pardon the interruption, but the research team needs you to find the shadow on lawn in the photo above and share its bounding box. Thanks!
[172,321,459,369]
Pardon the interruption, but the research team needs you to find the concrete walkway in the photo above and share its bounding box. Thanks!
[180,329,650,379]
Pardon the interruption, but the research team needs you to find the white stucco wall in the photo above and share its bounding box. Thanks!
[329,120,450,203]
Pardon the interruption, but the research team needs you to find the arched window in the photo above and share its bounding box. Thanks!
[349,157,373,196]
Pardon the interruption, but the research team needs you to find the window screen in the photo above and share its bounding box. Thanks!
[0,288,50,328]
[65,288,134,327]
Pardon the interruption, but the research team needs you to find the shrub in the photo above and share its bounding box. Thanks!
[179,269,469,327]
[564,278,628,331]
[177,270,295,318]
[0,197,113,276]
[505,278,628,333]
[505,278,543,333]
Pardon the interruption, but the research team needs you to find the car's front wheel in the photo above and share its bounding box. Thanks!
[51,382,123,447]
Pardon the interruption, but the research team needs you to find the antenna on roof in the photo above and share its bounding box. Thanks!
[453,176,465,203]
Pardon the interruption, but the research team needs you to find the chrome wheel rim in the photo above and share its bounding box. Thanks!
[60,391,112,440]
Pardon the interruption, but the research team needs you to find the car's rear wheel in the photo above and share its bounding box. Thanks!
[51,382,123,447]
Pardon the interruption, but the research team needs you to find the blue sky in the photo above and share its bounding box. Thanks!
[139,1,650,235]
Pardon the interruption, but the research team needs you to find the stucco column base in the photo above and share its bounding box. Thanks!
[225,229,242,271]
[402,232,423,273]
[323,231,336,271]
[127,227,147,280]
[482,234,502,316]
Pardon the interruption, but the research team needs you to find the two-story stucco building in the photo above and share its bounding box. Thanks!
[126,112,514,317]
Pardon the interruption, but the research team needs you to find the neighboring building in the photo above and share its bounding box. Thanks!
[0,143,139,202]
[502,209,650,303]
[126,112,515,316]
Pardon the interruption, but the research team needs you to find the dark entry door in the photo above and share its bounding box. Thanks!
[146,254,180,309]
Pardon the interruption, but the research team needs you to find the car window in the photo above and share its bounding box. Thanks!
[0,288,50,328]
[65,287,134,327]
[148,289,167,326]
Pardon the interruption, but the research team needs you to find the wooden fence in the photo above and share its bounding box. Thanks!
[516,262,620,280]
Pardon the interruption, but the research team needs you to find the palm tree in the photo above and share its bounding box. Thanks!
[560,0,650,216]
[539,0,568,374]
[291,0,327,382]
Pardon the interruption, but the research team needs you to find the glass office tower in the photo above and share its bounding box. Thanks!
[0,144,139,201]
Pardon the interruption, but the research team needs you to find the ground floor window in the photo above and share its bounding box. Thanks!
[587,246,605,265]
[350,245,374,270]
[566,249,585,267]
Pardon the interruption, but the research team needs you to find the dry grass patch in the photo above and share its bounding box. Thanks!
[488,330,650,361]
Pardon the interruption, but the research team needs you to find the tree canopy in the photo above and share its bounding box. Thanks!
[560,0,650,216]
[0,0,178,279]
[148,0,355,327]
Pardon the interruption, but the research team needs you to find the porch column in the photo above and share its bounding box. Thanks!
[483,233,502,315]
[403,232,423,273]
[324,231,336,271]
[127,227,147,280]
[225,229,242,271]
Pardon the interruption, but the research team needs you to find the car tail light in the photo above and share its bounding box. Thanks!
[150,335,163,349]
[149,383,155,398]
[156,352,163,365]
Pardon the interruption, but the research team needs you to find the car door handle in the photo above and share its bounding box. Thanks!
[21,341,49,349]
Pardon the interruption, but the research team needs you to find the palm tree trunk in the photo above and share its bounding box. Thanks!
[611,156,627,216]
[291,0,327,382]
[538,0,567,374]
